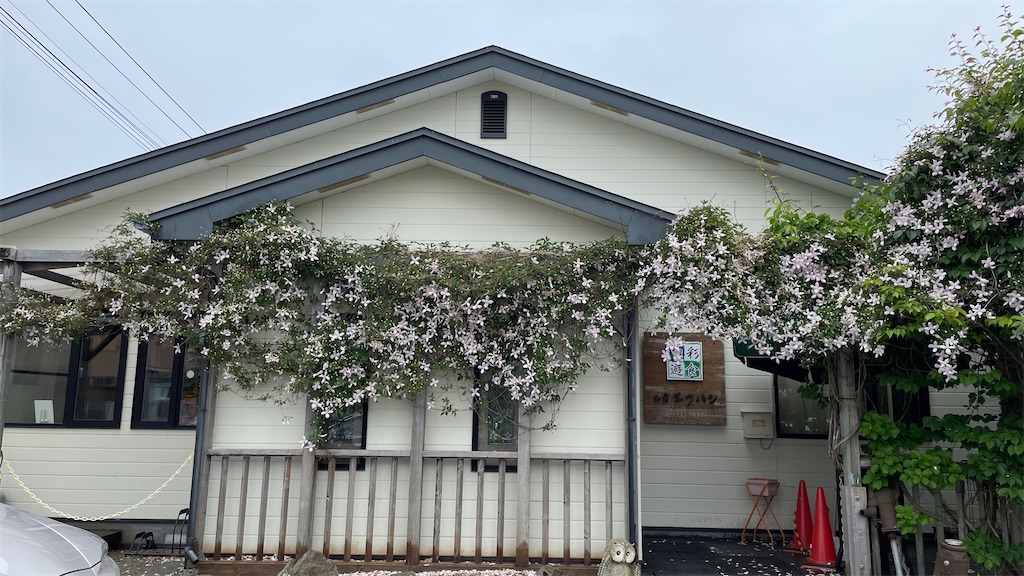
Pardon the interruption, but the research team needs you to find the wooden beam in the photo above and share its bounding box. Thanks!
[0,258,24,452]
[7,249,92,264]
[22,269,86,288]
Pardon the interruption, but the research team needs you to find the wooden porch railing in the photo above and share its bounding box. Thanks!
[202,448,626,565]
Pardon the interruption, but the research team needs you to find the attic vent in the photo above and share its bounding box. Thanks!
[738,150,780,166]
[50,193,94,209]
[481,176,529,195]
[204,145,248,161]
[481,91,507,139]
[356,98,396,114]
[318,174,371,193]
[589,100,628,116]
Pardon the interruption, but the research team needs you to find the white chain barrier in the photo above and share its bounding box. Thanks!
[1,451,194,522]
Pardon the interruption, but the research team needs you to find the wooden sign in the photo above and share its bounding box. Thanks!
[643,332,726,425]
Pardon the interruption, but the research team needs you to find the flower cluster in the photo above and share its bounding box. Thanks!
[638,201,884,367]
[1,203,639,440]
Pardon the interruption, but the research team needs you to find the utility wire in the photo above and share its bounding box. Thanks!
[69,0,206,137]
[0,6,155,150]
[32,0,165,145]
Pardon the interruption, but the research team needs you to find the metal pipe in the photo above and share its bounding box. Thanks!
[185,339,211,564]
[625,305,640,547]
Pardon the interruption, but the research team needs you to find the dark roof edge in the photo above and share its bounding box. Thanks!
[2,45,885,222]
[149,128,673,244]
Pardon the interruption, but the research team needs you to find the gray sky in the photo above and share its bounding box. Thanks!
[0,1,1011,198]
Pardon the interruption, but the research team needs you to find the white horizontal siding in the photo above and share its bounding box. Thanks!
[295,164,622,248]
[637,328,839,532]
[1,429,194,520]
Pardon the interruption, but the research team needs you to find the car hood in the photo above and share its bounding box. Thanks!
[0,503,104,575]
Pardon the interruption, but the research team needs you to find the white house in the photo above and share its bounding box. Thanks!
[2,46,913,566]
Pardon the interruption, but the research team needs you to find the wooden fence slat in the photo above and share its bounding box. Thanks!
[584,460,591,566]
[235,456,250,560]
[387,458,398,562]
[496,459,506,564]
[344,457,357,561]
[278,456,292,560]
[563,460,571,564]
[323,457,336,556]
[605,461,613,545]
[475,458,485,563]
[454,458,465,563]
[366,457,378,560]
[432,459,443,562]
[542,459,550,564]
[256,456,271,559]
[214,456,229,560]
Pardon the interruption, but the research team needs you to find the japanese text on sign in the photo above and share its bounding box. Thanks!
[667,341,703,381]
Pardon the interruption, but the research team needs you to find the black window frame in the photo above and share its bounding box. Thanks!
[471,383,519,472]
[316,401,370,471]
[773,372,932,439]
[130,339,202,430]
[773,374,830,439]
[6,328,128,429]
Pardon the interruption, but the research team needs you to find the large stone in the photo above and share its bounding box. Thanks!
[278,550,337,576]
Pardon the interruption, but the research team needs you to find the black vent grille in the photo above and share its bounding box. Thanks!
[481,91,507,139]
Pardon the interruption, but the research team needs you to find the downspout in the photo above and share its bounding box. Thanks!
[625,305,640,546]
[185,340,213,565]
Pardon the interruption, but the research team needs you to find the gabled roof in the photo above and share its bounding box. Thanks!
[1,45,885,230]
[149,128,673,245]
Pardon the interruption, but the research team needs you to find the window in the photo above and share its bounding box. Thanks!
[480,91,507,139]
[472,384,519,472]
[6,328,127,427]
[774,375,829,438]
[473,383,519,450]
[132,340,203,429]
[322,403,367,449]
[316,402,368,470]
[774,373,931,439]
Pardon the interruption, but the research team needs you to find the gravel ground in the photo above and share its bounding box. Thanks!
[110,551,540,576]
[110,550,186,576]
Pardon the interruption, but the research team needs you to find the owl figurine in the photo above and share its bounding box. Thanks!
[597,538,639,576]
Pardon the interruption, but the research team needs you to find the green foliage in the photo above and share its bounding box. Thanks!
[1,203,642,443]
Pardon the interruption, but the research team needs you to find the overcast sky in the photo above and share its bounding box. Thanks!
[0,1,1011,198]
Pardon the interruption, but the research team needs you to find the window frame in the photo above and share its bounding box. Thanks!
[316,401,370,471]
[6,328,128,429]
[471,383,519,472]
[773,374,830,439]
[130,339,201,430]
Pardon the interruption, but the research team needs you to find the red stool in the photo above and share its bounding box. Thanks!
[741,478,785,547]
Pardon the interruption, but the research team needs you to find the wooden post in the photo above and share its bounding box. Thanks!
[0,251,23,452]
[834,347,872,576]
[295,281,322,557]
[516,403,532,567]
[295,448,317,556]
[405,391,427,564]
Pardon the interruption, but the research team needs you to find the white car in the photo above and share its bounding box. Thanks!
[0,503,120,576]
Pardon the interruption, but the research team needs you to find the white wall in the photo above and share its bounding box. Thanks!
[0,336,194,521]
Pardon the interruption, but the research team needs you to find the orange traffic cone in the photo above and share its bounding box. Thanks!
[784,479,813,555]
[802,487,838,572]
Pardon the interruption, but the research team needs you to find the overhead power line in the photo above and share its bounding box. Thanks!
[70,0,206,137]
[0,5,159,150]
